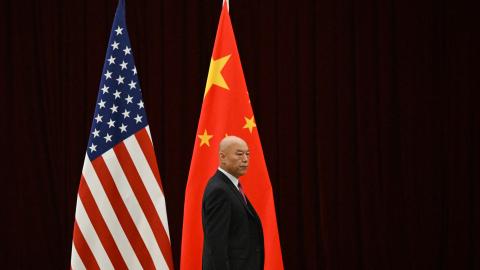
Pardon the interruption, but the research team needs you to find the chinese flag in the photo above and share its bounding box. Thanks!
[180,2,284,270]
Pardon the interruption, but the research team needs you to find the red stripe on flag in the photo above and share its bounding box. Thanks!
[73,221,100,270]
[78,176,129,270]
[114,142,175,270]
[91,157,156,270]
[135,128,164,192]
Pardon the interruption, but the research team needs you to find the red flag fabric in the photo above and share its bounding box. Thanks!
[180,3,284,270]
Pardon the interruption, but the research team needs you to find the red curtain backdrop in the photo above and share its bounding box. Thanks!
[0,0,478,269]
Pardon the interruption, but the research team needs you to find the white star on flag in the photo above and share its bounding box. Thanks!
[128,80,137,89]
[107,55,116,65]
[134,114,143,124]
[120,60,128,70]
[91,128,100,138]
[122,109,130,118]
[101,85,109,94]
[104,70,112,79]
[94,114,103,123]
[110,104,118,113]
[125,95,133,104]
[103,133,113,142]
[111,40,119,50]
[107,119,115,128]
[119,123,127,133]
[114,25,123,35]
[88,143,97,152]
[98,100,106,109]
[116,75,124,84]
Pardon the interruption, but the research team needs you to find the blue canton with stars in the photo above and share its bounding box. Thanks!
[87,0,148,160]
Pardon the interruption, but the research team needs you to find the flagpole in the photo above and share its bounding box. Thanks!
[223,0,229,11]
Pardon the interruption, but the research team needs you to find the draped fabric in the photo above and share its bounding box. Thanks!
[1,0,478,269]
[181,4,283,269]
[70,1,174,268]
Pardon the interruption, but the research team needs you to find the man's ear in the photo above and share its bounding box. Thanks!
[220,152,229,166]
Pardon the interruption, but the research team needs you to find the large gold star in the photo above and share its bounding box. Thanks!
[198,129,213,147]
[243,116,257,133]
[204,54,231,97]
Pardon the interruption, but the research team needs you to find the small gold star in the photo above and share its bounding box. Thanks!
[198,129,213,147]
[243,116,256,133]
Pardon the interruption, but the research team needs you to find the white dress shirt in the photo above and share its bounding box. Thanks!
[218,167,240,191]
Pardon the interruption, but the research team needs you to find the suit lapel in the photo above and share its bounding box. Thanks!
[217,170,257,218]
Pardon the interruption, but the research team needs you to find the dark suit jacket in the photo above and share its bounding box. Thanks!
[202,170,264,270]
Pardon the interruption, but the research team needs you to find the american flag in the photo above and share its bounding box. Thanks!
[70,1,173,269]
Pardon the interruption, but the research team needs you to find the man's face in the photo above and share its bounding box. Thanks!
[220,141,250,178]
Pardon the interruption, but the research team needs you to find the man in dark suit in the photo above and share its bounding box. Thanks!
[202,136,264,270]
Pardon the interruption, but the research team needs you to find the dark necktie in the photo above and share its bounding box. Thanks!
[238,182,247,205]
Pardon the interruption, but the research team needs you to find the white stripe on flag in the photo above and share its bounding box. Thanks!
[82,157,143,269]
[103,149,168,270]
[71,238,87,270]
[75,197,114,269]
[124,135,171,238]
[146,125,152,142]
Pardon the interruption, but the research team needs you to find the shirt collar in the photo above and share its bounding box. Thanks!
[218,167,240,190]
